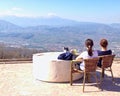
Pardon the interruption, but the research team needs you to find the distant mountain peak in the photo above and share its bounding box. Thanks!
[0,15,81,27]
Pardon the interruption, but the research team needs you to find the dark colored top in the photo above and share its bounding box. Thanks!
[57,52,73,60]
[97,50,112,67]
[97,50,112,56]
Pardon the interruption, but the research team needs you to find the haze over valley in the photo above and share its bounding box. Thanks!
[0,16,120,57]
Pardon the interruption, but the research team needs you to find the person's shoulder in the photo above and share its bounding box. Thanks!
[97,50,103,53]
[92,50,98,53]
[107,49,112,54]
[97,49,112,56]
[82,51,88,53]
[94,50,98,52]
[108,49,112,52]
[93,50,98,56]
[80,51,88,56]
[80,51,87,55]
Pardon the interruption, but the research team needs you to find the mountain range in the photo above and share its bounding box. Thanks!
[0,15,82,27]
[0,16,120,56]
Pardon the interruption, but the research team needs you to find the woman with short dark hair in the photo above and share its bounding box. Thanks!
[97,39,112,67]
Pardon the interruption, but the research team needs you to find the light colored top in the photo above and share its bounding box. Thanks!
[76,50,98,70]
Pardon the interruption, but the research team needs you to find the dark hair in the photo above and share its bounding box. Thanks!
[85,39,94,56]
[63,47,69,51]
[100,39,108,48]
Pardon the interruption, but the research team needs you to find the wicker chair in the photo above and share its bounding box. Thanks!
[98,55,115,84]
[70,58,100,92]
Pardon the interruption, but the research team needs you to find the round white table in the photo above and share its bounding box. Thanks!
[33,52,83,82]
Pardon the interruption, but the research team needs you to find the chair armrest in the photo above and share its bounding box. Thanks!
[72,60,82,62]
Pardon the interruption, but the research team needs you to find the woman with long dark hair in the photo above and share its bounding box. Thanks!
[76,39,98,70]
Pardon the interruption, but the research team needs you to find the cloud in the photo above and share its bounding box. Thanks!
[0,7,25,17]
[0,9,58,18]
[11,7,23,11]
[47,13,57,17]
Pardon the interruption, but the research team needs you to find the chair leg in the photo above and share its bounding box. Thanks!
[83,73,86,92]
[102,68,104,78]
[100,68,104,86]
[100,71,103,90]
[70,72,73,85]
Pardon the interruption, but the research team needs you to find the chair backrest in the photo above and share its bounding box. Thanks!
[100,55,115,68]
[84,58,99,73]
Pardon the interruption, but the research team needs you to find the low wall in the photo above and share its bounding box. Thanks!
[33,52,83,82]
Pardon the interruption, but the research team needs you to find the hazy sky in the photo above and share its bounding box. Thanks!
[0,0,120,23]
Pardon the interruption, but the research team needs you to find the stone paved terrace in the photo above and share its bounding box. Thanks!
[0,59,120,96]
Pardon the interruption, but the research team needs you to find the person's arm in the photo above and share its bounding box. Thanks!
[75,53,83,61]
